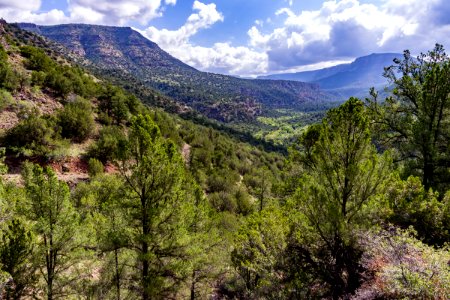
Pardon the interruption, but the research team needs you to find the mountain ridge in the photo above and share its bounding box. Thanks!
[18,23,334,122]
[258,53,402,98]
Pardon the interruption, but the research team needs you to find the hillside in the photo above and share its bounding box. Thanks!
[1,20,449,300]
[259,53,402,99]
[18,23,334,122]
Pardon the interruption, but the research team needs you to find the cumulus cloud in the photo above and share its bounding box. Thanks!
[165,0,177,5]
[0,0,173,25]
[68,0,164,25]
[0,0,448,76]
[249,0,450,71]
[0,0,40,10]
[140,1,267,76]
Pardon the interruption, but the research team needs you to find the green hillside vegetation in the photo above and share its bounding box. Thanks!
[0,22,449,299]
[18,23,335,124]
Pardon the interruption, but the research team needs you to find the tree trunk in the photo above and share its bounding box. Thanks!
[423,156,434,190]
[115,248,121,300]
[190,270,196,300]
[142,206,149,300]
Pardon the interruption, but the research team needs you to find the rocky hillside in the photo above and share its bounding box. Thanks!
[18,23,333,122]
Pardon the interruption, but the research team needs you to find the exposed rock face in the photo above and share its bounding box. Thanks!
[19,23,334,121]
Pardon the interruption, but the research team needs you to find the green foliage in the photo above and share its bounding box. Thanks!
[72,174,132,299]
[0,148,7,175]
[20,46,55,72]
[3,113,57,157]
[20,45,99,99]
[57,97,94,142]
[0,89,14,111]
[0,48,21,92]
[360,228,450,299]
[286,98,392,298]
[0,218,36,299]
[87,158,104,178]
[88,126,127,163]
[98,85,140,125]
[387,175,450,245]
[117,114,198,299]
[231,207,288,298]
[367,44,450,192]
[22,163,82,299]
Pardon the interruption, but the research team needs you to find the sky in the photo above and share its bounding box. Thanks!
[0,0,449,77]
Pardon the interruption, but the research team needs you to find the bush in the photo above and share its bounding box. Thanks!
[0,89,14,111]
[57,97,94,142]
[387,176,450,246]
[20,46,54,72]
[3,113,56,156]
[0,61,20,92]
[98,86,130,125]
[88,126,127,163]
[234,188,253,215]
[356,228,450,299]
[88,158,104,178]
[209,191,237,213]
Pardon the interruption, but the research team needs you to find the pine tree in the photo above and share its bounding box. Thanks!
[116,114,196,299]
[288,98,391,298]
[0,218,36,299]
[367,44,450,192]
[22,164,81,300]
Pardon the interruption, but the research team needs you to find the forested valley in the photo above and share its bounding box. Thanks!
[0,22,449,300]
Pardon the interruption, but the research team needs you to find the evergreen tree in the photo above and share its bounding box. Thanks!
[22,164,81,300]
[116,114,196,299]
[0,218,36,299]
[367,44,450,192]
[287,98,391,298]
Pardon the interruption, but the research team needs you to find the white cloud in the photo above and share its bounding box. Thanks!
[0,0,174,25]
[248,0,450,71]
[139,1,267,76]
[0,0,448,76]
[165,0,176,5]
[68,0,164,25]
[0,0,40,11]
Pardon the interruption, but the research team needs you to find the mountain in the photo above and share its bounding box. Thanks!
[18,23,334,122]
[258,53,402,99]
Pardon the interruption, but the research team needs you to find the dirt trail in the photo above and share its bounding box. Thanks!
[181,143,191,165]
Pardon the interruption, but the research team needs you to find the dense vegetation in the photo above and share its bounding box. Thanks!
[18,23,335,123]
[0,22,449,299]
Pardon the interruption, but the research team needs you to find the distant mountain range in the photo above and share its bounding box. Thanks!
[258,53,402,98]
[18,23,333,122]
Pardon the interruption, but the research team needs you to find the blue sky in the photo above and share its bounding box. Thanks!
[0,0,449,76]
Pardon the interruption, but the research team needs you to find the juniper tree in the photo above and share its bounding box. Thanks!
[367,44,450,192]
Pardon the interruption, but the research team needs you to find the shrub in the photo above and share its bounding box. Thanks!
[88,158,104,178]
[356,228,450,299]
[0,89,14,111]
[57,97,94,142]
[20,46,54,72]
[3,113,56,156]
[88,126,127,163]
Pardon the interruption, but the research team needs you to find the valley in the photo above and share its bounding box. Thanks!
[0,17,448,300]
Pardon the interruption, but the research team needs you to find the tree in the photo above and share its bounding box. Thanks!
[88,126,128,164]
[4,113,56,157]
[98,85,131,125]
[0,218,36,299]
[367,44,450,192]
[73,174,131,299]
[287,98,391,298]
[117,114,196,299]
[57,97,94,142]
[22,164,81,300]
[231,207,288,298]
